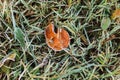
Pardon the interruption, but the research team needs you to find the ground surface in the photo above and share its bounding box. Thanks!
[0,0,120,80]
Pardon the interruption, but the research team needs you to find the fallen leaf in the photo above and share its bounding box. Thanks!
[111,9,120,23]
[45,22,70,51]
[0,53,16,67]
[111,9,120,20]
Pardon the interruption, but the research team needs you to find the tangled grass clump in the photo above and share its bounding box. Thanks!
[0,0,120,80]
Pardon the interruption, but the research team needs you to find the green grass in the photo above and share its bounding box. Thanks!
[0,0,120,80]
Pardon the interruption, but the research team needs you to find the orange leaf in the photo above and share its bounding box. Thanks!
[111,9,120,20]
[44,22,70,51]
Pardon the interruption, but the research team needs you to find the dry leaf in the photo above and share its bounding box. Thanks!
[45,22,70,51]
[111,9,120,19]
[0,53,16,67]
[111,9,120,23]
